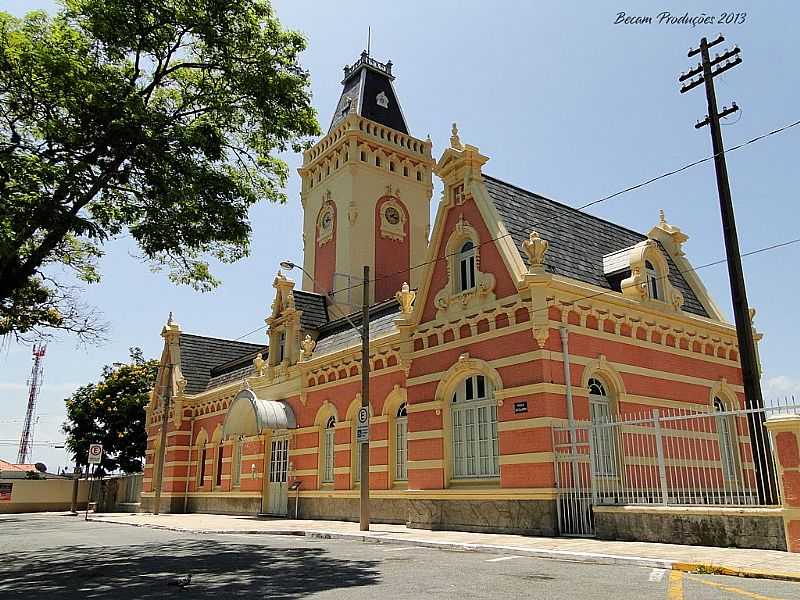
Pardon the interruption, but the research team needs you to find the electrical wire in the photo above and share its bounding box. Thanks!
[328,117,800,300]
[232,117,800,341]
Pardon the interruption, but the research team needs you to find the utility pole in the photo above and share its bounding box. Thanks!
[153,363,174,515]
[680,36,775,504]
[360,265,371,531]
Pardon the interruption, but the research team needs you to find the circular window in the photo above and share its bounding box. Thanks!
[384,205,401,225]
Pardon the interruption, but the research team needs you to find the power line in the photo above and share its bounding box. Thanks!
[327,116,800,300]
[232,117,800,341]
[233,234,800,342]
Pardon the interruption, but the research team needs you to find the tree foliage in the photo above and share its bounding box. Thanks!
[62,347,158,474]
[0,0,319,341]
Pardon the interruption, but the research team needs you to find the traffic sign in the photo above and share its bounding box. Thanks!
[356,407,369,443]
[87,443,103,465]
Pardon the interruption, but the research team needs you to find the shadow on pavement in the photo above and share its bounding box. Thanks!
[0,538,381,598]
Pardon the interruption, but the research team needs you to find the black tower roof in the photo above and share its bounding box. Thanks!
[329,51,409,134]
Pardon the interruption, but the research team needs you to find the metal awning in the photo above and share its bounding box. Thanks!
[223,389,297,437]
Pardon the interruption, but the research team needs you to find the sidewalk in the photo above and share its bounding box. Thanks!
[87,512,800,582]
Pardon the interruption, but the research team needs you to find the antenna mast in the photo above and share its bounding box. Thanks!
[17,343,47,464]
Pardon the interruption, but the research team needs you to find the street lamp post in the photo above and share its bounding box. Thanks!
[280,261,371,531]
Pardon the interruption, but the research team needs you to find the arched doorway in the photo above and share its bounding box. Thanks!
[223,389,297,516]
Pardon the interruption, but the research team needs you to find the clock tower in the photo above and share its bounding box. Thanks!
[298,51,434,310]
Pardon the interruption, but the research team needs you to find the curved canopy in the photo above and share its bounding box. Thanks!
[223,389,297,437]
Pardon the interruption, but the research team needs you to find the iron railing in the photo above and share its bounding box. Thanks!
[553,398,799,536]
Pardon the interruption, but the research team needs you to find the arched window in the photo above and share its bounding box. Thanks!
[322,416,336,484]
[452,374,498,478]
[714,397,739,481]
[458,241,476,292]
[645,260,661,300]
[588,377,617,476]
[353,421,363,483]
[215,442,224,488]
[231,437,242,488]
[198,447,207,487]
[395,403,408,482]
[195,432,208,488]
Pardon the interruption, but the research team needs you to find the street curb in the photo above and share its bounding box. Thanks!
[671,562,800,583]
[85,516,800,582]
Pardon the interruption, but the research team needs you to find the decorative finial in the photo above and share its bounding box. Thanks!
[659,209,666,225]
[523,230,549,273]
[450,123,463,150]
[395,282,416,315]
[167,311,174,325]
[253,352,265,375]
[301,335,316,361]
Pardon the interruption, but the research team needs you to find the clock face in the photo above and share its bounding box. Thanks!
[321,210,332,231]
[384,206,400,225]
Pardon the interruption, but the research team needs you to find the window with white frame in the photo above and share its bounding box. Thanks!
[322,416,336,484]
[452,375,498,478]
[395,403,408,482]
[588,377,617,477]
[645,260,661,300]
[714,397,739,481]
[457,241,476,292]
[231,437,242,488]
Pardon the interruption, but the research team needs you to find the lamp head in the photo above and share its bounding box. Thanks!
[279,260,296,271]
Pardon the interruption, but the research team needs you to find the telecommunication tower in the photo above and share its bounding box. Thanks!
[16,343,47,464]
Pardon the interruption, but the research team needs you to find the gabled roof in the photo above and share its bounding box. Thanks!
[483,175,709,317]
[179,334,266,395]
[314,299,402,356]
[0,459,37,472]
[329,52,408,134]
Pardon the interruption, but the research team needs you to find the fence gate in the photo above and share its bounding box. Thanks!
[553,426,595,536]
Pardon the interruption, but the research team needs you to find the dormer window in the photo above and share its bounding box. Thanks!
[277,331,286,363]
[458,241,476,292]
[645,260,661,300]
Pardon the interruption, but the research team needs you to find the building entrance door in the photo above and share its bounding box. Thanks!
[267,433,289,516]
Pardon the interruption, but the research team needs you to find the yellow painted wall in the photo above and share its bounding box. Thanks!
[0,478,90,513]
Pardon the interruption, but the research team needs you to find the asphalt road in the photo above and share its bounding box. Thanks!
[0,513,798,599]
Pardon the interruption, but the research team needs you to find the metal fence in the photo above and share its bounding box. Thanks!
[553,399,799,536]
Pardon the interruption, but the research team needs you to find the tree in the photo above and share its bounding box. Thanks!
[0,0,319,341]
[62,347,158,474]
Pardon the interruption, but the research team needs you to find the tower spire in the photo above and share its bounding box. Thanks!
[329,52,407,134]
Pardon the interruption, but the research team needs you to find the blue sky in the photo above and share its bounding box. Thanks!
[3,1,799,471]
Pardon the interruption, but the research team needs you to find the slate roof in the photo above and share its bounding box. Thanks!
[314,299,402,356]
[294,290,329,330]
[483,175,709,317]
[179,334,266,395]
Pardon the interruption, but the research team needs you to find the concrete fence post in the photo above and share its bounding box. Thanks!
[764,415,800,552]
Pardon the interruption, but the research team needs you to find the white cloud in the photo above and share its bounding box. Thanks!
[763,375,800,401]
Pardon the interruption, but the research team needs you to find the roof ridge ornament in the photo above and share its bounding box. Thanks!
[450,122,463,151]
[523,230,549,274]
[395,282,416,315]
